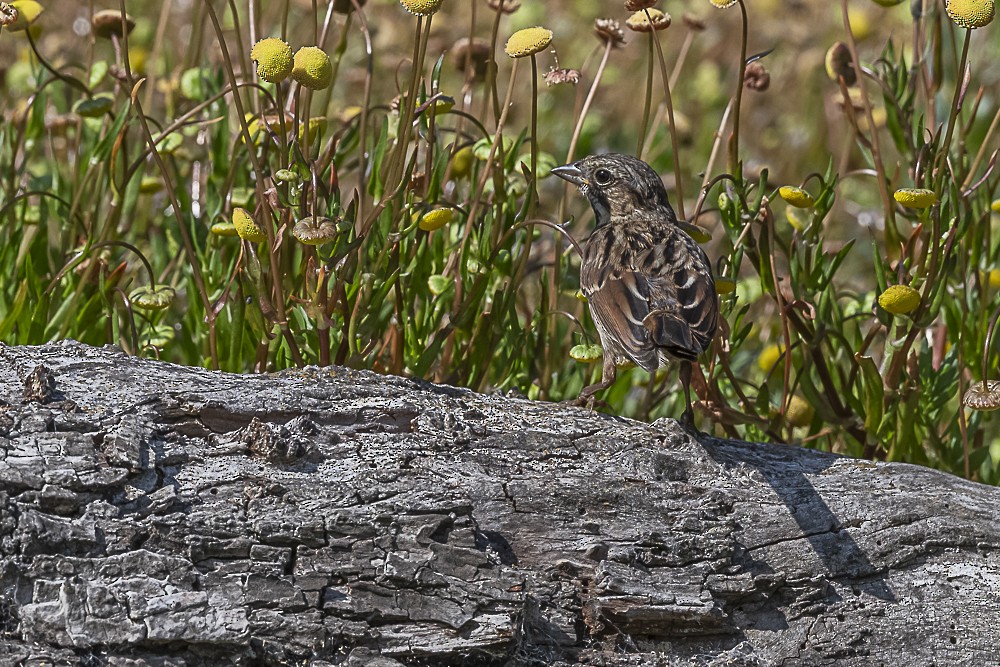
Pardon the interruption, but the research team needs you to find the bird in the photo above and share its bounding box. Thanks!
[551,153,718,425]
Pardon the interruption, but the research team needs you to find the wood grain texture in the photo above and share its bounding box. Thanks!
[0,341,997,666]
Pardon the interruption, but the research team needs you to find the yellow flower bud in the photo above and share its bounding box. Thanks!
[416,208,454,231]
[232,207,267,243]
[250,37,293,84]
[778,186,815,208]
[893,188,937,209]
[786,396,815,427]
[450,146,474,178]
[878,284,920,315]
[292,46,333,90]
[504,27,553,58]
[757,344,784,373]
[715,277,737,295]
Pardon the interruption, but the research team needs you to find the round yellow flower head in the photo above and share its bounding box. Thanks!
[251,38,292,84]
[416,207,454,231]
[878,284,920,315]
[964,380,1000,411]
[980,268,1000,289]
[399,0,444,16]
[710,0,737,8]
[785,396,815,427]
[232,207,267,243]
[945,0,994,28]
[130,285,176,311]
[714,277,737,295]
[683,224,712,243]
[292,46,332,90]
[626,8,671,31]
[893,188,937,209]
[7,0,43,31]
[504,27,553,58]
[757,344,784,373]
[778,186,815,208]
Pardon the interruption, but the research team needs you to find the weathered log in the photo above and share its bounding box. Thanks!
[0,341,997,666]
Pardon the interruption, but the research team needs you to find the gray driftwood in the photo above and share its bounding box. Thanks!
[0,341,997,666]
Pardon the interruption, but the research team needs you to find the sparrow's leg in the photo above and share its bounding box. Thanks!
[679,361,695,428]
[576,355,617,408]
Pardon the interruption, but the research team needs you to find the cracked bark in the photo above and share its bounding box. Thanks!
[0,341,998,666]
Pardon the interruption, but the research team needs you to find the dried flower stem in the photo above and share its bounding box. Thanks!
[202,0,304,366]
[644,8,685,220]
[839,0,898,247]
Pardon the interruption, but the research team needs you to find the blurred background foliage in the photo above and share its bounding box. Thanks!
[1,0,999,482]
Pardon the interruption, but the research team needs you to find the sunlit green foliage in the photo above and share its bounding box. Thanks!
[0,0,998,483]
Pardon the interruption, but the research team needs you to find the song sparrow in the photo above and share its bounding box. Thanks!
[552,153,718,424]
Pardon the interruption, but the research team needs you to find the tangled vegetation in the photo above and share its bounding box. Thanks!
[1,0,998,483]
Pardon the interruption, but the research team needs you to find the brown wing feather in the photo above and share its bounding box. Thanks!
[582,224,717,370]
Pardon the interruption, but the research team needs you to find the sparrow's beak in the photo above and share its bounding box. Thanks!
[550,163,587,187]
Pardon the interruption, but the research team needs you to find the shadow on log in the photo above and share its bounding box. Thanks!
[0,341,997,665]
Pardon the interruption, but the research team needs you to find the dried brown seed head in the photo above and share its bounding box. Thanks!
[452,37,491,83]
[744,61,770,91]
[594,18,625,47]
[544,67,580,86]
[92,9,135,39]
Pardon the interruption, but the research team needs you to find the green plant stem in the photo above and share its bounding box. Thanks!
[119,0,218,368]
[644,9,685,221]
[557,39,613,233]
[728,0,749,175]
[384,15,431,208]
[349,0,373,225]
[637,34,654,157]
[452,57,520,274]
[202,0,304,366]
[840,0,898,247]
[961,105,1000,190]
[25,31,91,96]
[932,28,971,194]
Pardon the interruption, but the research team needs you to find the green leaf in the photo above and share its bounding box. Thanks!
[856,354,884,436]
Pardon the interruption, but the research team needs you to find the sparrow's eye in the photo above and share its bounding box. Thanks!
[593,168,614,186]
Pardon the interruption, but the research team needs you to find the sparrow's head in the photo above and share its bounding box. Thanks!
[551,153,674,224]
